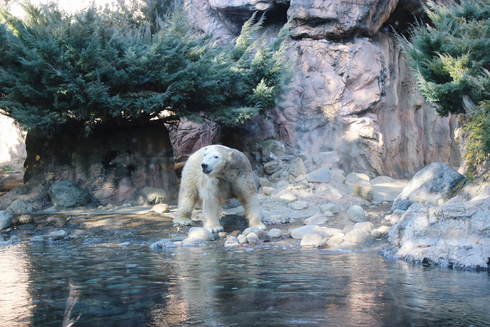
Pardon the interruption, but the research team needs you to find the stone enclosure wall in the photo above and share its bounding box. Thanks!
[183,0,461,178]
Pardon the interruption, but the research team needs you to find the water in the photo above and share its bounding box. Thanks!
[1,215,489,327]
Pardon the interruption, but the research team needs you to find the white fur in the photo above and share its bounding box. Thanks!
[174,145,265,233]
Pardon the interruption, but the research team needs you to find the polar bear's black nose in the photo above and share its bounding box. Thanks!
[201,163,208,169]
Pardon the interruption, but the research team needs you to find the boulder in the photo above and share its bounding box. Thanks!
[392,163,465,211]
[0,210,13,230]
[49,180,92,208]
[260,140,286,162]
[7,199,33,214]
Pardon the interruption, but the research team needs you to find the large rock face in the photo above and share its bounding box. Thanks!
[288,0,399,39]
[183,0,461,178]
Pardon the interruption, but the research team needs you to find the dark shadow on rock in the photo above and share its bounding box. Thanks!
[221,214,248,233]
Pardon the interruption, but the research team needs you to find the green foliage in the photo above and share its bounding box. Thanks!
[0,3,288,133]
[463,101,490,176]
[400,0,490,116]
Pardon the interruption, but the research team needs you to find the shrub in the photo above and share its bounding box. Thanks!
[0,2,288,133]
[400,0,490,175]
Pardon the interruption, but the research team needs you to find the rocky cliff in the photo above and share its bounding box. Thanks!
[183,0,461,178]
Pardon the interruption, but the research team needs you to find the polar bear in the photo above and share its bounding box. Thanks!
[174,144,265,233]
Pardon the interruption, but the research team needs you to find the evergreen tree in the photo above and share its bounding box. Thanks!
[400,0,490,175]
[0,2,288,133]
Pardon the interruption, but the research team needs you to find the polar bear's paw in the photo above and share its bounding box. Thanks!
[173,218,193,226]
[250,222,266,230]
[204,224,224,234]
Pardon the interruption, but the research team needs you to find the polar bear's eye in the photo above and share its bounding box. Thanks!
[214,155,218,159]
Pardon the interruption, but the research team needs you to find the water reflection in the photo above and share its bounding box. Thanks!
[0,238,489,327]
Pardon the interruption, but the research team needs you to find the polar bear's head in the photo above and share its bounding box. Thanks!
[201,147,226,175]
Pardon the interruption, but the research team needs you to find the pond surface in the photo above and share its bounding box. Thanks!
[0,215,489,327]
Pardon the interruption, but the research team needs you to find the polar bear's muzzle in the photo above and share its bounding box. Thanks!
[201,163,212,174]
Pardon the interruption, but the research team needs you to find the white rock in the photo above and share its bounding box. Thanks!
[151,203,169,214]
[188,227,212,241]
[237,234,248,244]
[300,233,326,247]
[347,205,366,222]
[242,227,263,236]
[267,228,282,238]
[372,225,390,238]
[327,234,344,248]
[48,230,67,240]
[304,214,328,225]
[224,236,239,247]
[277,192,297,202]
[246,232,259,245]
[343,222,374,244]
[289,200,309,210]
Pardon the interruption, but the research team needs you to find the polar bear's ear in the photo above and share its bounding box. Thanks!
[226,151,247,171]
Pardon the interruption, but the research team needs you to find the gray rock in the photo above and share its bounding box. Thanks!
[48,230,67,240]
[306,167,331,183]
[289,157,307,177]
[290,225,318,239]
[267,228,282,238]
[264,160,283,175]
[7,199,34,214]
[49,180,92,208]
[0,210,13,230]
[139,187,167,205]
[392,163,466,211]
[289,200,309,210]
[320,203,340,214]
[261,140,286,161]
[300,233,326,247]
[347,205,366,222]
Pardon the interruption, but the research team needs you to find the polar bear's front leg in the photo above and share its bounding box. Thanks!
[202,192,223,233]
[174,187,196,226]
